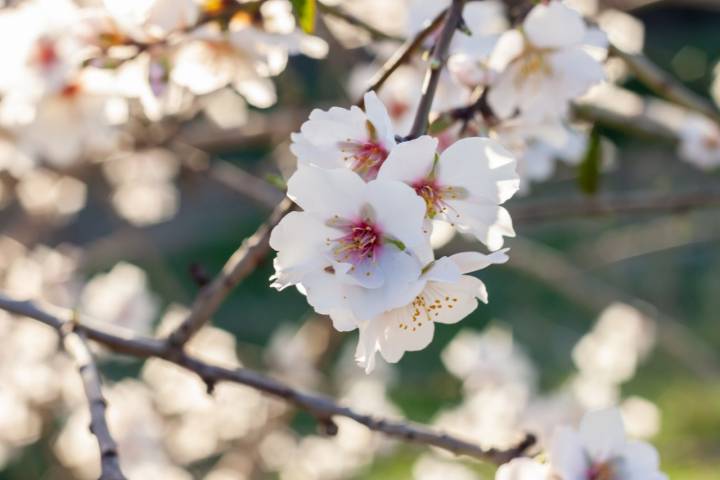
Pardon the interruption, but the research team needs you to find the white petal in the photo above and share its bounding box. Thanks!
[524,1,586,49]
[438,137,520,204]
[549,426,589,479]
[487,63,522,119]
[496,458,550,480]
[366,178,431,261]
[269,212,333,289]
[364,90,397,149]
[377,135,438,184]
[447,202,515,251]
[355,320,380,373]
[286,165,366,219]
[489,29,525,72]
[423,256,462,284]
[579,408,628,463]
[378,304,435,363]
[422,277,482,325]
[233,74,277,108]
[620,441,664,479]
[550,48,606,99]
[449,248,509,274]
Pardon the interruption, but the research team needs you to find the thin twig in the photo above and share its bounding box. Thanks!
[318,3,403,42]
[510,188,720,223]
[0,295,535,464]
[360,8,449,105]
[609,44,720,124]
[166,197,294,348]
[407,0,467,139]
[62,329,127,480]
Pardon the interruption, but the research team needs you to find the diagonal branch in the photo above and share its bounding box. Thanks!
[0,294,535,465]
[360,8,449,104]
[166,197,294,348]
[407,0,467,139]
[62,328,127,480]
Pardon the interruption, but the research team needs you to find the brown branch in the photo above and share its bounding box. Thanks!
[318,3,404,42]
[509,189,720,223]
[609,44,720,124]
[62,329,127,480]
[360,8,449,105]
[166,197,294,348]
[0,295,535,464]
[407,0,467,139]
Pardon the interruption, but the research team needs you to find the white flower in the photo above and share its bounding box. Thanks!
[447,1,509,88]
[678,114,720,169]
[291,91,397,180]
[496,458,550,480]
[270,166,431,325]
[487,1,605,120]
[377,135,519,251]
[355,250,508,373]
[550,408,667,480]
[103,0,200,42]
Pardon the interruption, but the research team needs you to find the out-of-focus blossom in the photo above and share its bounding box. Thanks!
[620,396,661,440]
[355,250,509,373]
[80,262,159,334]
[442,325,536,394]
[678,114,720,170]
[15,169,87,219]
[549,408,667,480]
[103,0,200,42]
[447,1,509,89]
[488,1,604,120]
[291,91,396,180]
[103,148,180,225]
[378,135,519,250]
[413,455,480,480]
[265,318,328,389]
[55,380,189,479]
[596,9,645,55]
[495,458,550,480]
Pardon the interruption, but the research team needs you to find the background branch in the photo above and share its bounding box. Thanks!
[407,0,467,139]
[62,329,127,480]
[0,295,535,465]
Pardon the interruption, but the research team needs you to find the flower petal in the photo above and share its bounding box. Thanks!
[524,1,586,49]
[549,426,588,479]
[363,90,396,149]
[286,165,366,219]
[579,408,627,463]
[377,135,438,184]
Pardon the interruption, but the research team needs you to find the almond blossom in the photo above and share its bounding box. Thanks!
[270,166,431,326]
[355,250,509,373]
[549,408,667,480]
[377,135,519,251]
[290,91,396,180]
[678,114,720,169]
[487,0,605,121]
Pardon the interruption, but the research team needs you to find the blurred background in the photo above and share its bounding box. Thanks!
[0,0,719,478]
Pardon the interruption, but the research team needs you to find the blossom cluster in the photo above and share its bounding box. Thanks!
[271,90,520,372]
[0,0,328,225]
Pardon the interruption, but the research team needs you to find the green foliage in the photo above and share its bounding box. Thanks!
[291,0,317,33]
[577,127,602,195]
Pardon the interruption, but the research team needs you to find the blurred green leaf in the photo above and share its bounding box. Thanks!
[577,127,602,195]
[291,0,316,33]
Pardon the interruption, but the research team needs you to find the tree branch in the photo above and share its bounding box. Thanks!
[62,328,127,480]
[0,295,535,464]
[318,3,404,43]
[510,188,720,223]
[166,197,294,348]
[609,44,720,124]
[360,8,449,104]
[407,0,467,139]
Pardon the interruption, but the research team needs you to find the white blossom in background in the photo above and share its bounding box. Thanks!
[80,262,159,335]
[441,325,536,395]
[488,0,605,120]
[55,380,190,480]
[103,148,181,225]
[103,0,200,42]
[378,135,519,250]
[549,408,667,480]
[355,250,509,373]
[15,169,87,219]
[496,458,550,480]
[270,166,431,326]
[413,455,480,480]
[291,91,397,180]
[678,114,720,169]
[447,1,509,89]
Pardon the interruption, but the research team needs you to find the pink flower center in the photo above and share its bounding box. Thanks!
[413,179,444,218]
[333,220,383,265]
[588,462,614,480]
[32,38,59,70]
[339,140,388,180]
